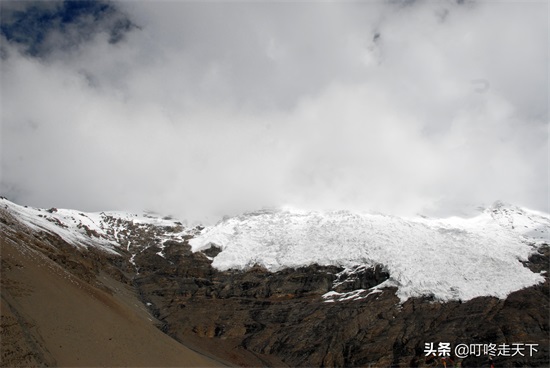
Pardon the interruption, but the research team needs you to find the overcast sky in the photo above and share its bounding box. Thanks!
[1,0,548,223]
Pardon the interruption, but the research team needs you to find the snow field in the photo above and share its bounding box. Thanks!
[190,204,548,302]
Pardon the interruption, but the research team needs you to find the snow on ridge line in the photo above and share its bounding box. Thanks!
[0,198,188,255]
[0,198,118,254]
[189,205,549,302]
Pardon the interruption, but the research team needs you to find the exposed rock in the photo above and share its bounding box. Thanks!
[134,241,549,367]
[201,244,223,258]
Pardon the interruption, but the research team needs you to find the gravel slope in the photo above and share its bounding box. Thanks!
[1,227,224,367]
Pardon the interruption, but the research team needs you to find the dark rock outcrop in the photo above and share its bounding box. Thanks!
[133,240,550,367]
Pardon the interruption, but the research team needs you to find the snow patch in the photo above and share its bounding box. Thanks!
[1,198,193,259]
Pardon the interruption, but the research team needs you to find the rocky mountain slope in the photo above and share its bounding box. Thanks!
[1,197,548,367]
[0,199,223,367]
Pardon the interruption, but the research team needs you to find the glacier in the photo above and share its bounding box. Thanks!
[190,202,549,302]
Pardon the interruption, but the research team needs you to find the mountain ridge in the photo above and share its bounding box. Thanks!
[1,197,549,367]
[2,197,548,303]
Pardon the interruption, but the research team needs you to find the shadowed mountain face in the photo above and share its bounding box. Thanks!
[1,198,548,367]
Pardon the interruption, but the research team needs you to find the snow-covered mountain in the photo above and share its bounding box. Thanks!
[2,197,548,303]
[190,202,549,302]
[0,197,198,263]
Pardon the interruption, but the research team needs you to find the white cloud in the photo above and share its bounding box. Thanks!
[1,1,547,222]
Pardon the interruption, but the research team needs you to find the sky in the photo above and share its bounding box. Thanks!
[0,0,548,223]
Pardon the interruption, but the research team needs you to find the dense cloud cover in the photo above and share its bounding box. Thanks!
[1,0,548,222]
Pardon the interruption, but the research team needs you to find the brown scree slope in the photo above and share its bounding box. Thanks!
[0,215,224,367]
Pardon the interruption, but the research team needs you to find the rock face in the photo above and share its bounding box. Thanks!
[134,240,549,367]
[1,198,549,367]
